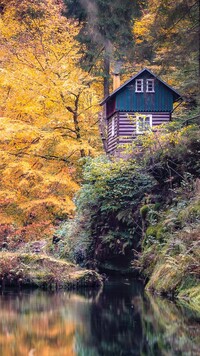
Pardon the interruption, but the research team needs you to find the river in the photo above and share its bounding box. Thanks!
[0,277,199,355]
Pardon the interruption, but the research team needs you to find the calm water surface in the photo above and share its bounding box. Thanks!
[0,278,199,356]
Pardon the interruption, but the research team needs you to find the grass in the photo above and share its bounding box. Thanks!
[143,184,200,310]
[178,285,200,313]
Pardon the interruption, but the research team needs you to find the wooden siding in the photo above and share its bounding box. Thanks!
[107,113,118,153]
[118,112,170,145]
[106,111,170,153]
[115,72,174,113]
[106,97,116,118]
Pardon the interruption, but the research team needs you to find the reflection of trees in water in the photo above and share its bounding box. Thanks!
[0,288,104,355]
[141,294,200,356]
[85,282,144,356]
[75,280,200,356]
[0,312,75,355]
[0,283,199,356]
[0,290,89,356]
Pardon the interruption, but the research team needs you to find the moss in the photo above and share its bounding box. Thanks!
[145,225,157,238]
[144,223,165,246]
[0,252,103,290]
[68,270,103,287]
[141,185,200,310]
[20,253,41,264]
[177,201,200,225]
[140,205,150,219]
[140,204,161,221]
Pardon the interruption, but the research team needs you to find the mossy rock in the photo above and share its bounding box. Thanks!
[144,223,165,246]
[177,200,200,225]
[140,205,150,219]
[146,225,157,238]
[68,270,103,287]
[0,252,103,290]
[140,203,161,220]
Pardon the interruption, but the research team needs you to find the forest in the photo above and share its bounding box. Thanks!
[0,0,199,307]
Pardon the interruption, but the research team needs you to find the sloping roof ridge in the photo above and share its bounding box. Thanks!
[100,68,182,105]
[146,68,182,98]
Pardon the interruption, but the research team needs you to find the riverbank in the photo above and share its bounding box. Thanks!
[141,185,200,312]
[0,252,103,289]
[54,123,200,308]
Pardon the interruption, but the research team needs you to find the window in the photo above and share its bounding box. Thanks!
[136,115,152,134]
[146,79,154,92]
[111,116,115,136]
[135,79,143,92]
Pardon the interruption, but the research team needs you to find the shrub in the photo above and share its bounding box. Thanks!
[58,156,156,267]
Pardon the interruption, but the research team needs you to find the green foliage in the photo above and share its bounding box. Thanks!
[142,177,200,303]
[58,155,155,267]
[55,212,93,265]
[59,125,200,279]
[134,0,199,111]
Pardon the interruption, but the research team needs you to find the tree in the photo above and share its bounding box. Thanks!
[0,0,101,156]
[63,0,143,96]
[133,0,199,110]
[0,0,101,239]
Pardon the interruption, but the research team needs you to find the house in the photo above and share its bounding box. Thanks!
[100,68,182,154]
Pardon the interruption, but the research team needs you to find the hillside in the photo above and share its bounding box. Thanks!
[56,122,200,307]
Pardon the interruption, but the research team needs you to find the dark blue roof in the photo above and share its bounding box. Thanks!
[100,68,182,105]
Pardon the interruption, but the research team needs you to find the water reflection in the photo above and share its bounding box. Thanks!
[0,278,199,356]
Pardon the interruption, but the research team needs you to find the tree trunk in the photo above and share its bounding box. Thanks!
[103,41,112,97]
[73,94,86,158]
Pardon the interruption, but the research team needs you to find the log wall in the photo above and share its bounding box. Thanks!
[106,111,171,153]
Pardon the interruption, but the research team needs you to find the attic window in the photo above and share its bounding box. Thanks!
[136,115,152,134]
[135,79,143,92]
[146,79,154,92]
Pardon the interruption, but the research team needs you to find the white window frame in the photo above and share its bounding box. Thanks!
[111,116,115,137]
[136,114,152,134]
[146,79,155,93]
[135,79,144,93]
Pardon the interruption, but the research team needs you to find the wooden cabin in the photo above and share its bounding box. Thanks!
[100,68,182,154]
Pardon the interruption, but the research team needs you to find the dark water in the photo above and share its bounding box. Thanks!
[0,278,199,356]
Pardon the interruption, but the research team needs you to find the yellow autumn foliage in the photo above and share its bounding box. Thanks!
[0,117,79,228]
[0,0,102,239]
[133,13,155,44]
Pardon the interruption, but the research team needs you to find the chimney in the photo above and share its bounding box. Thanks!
[113,74,121,91]
[112,60,122,91]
